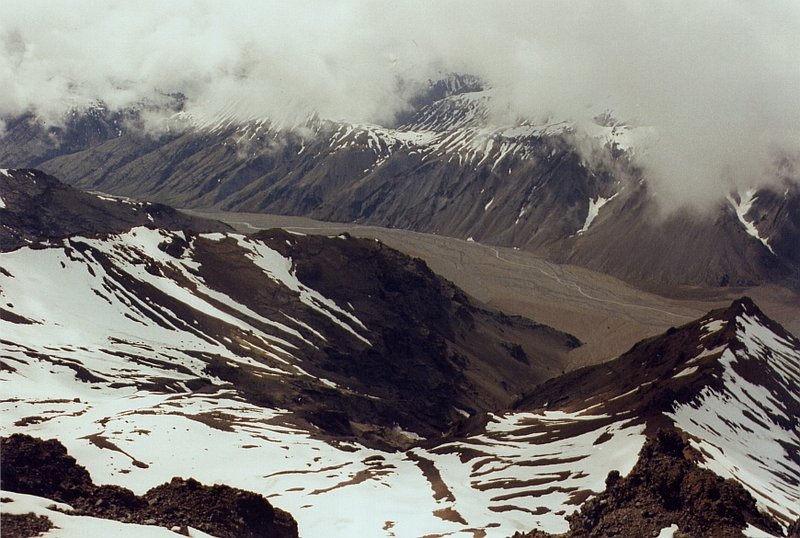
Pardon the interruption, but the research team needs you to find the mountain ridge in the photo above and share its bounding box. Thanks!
[1,169,798,537]
[2,83,797,290]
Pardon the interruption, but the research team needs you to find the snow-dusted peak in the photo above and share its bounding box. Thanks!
[670,299,800,527]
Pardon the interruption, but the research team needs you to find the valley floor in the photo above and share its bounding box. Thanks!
[187,210,800,367]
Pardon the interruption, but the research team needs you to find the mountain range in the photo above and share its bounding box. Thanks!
[1,169,799,537]
[1,77,798,291]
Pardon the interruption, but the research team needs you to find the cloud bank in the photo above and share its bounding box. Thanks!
[2,0,798,207]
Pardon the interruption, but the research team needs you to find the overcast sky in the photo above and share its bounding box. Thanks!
[2,1,798,207]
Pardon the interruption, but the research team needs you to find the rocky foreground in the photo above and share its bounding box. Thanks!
[512,429,797,538]
[1,434,298,538]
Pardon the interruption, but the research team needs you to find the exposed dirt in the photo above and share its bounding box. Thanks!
[510,430,784,538]
[1,434,298,538]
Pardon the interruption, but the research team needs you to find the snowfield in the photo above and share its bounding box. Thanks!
[2,229,799,536]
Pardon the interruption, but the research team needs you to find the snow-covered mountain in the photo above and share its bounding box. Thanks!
[2,80,797,290]
[0,169,577,448]
[1,171,798,537]
[513,296,800,534]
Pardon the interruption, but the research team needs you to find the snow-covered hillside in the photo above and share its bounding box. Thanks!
[2,224,798,536]
[1,172,798,537]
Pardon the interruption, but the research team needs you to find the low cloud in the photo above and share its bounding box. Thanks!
[2,0,798,208]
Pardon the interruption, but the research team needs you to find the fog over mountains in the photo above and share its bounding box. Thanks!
[2,1,799,208]
[3,80,799,290]
[2,3,800,538]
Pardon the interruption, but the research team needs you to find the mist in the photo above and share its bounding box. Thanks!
[2,0,798,208]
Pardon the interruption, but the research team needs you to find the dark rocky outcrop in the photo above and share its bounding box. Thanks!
[0,513,54,538]
[1,434,298,538]
[511,430,784,538]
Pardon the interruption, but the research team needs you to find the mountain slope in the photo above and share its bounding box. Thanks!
[3,292,796,536]
[0,170,577,448]
[512,430,785,538]
[1,171,798,537]
[3,85,796,289]
[512,297,800,530]
[0,167,232,251]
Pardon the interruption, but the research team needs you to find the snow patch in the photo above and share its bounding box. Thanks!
[669,312,800,527]
[577,194,617,235]
[236,237,371,345]
[672,365,699,378]
[701,319,726,335]
[743,524,782,538]
[657,524,679,538]
[727,190,776,255]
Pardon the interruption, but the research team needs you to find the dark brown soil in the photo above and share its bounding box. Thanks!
[1,434,298,538]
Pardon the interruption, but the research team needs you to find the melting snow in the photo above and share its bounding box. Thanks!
[743,524,782,537]
[236,237,371,345]
[1,285,647,538]
[2,227,797,537]
[701,319,726,335]
[577,194,616,235]
[672,365,699,378]
[657,524,679,538]
[669,311,800,527]
[727,189,776,255]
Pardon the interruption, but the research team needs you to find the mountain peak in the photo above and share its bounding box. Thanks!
[511,296,800,527]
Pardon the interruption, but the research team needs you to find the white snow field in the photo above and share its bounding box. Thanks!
[2,228,799,536]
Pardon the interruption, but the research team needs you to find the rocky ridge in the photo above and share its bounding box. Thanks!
[0,170,578,449]
[0,167,232,251]
[511,430,787,538]
[1,433,299,538]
